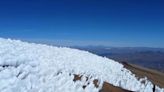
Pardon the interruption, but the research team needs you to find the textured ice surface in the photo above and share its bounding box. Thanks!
[0,38,163,92]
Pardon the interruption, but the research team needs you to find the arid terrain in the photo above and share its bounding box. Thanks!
[123,62,164,88]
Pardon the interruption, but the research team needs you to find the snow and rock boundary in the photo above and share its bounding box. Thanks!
[0,38,163,92]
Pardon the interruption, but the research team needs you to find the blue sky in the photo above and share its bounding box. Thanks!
[0,0,164,47]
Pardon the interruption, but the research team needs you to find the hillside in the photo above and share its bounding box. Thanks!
[123,62,164,88]
[0,38,163,92]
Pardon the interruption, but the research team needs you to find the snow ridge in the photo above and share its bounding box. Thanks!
[0,38,163,92]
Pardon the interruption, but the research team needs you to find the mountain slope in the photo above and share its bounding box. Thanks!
[123,62,164,88]
[0,38,163,92]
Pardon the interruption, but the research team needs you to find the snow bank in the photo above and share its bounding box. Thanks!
[0,38,163,92]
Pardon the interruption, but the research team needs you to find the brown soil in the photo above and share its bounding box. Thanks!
[122,62,164,88]
[99,82,132,92]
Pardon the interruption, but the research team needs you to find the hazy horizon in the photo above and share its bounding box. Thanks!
[0,0,164,47]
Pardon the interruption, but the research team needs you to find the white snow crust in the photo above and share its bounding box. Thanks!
[0,38,163,92]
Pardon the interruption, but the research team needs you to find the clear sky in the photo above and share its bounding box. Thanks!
[0,0,164,47]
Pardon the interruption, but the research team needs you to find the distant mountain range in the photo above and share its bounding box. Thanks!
[72,46,164,72]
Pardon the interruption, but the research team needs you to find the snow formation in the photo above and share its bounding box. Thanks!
[0,38,163,92]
